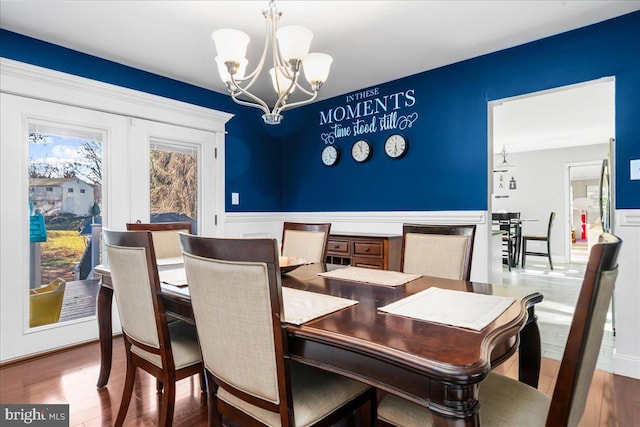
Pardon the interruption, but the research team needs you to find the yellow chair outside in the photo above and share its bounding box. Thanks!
[29,278,66,327]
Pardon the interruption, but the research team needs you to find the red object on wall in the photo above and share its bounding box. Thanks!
[581,211,587,240]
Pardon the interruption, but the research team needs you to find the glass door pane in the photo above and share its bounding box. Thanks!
[149,142,198,231]
[28,121,103,327]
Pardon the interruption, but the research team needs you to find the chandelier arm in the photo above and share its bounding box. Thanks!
[228,75,271,114]
[292,81,315,96]
[237,11,275,92]
[275,91,318,114]
[271,75,299,114]
[230,91,270,115]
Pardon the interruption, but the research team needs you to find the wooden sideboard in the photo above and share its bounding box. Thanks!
[325,232,402,271]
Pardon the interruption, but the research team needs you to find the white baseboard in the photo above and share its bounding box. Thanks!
[613,351,640,379]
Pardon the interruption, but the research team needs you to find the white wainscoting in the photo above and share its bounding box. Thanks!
[225,210,490,283]
[225,209,640,379]
[613,209,640,379]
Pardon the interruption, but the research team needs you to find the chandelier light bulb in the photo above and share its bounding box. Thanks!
[269,67,295,95]
[303,53,333,88]
[211,29,250,63]
[276,25,313,61]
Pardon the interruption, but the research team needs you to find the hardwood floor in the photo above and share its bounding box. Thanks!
[1,338,638,426]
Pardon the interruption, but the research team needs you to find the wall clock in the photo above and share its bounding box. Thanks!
[351,139,372,163]
[384,134,408,159]
[321,145,340,167]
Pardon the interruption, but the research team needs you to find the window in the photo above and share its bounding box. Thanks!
[67,188,74,193]
[46,187,53,192]
[149,142,198,231]
[80,189,85,194]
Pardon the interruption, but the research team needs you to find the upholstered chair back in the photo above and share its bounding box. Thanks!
[105,240,161,349]
[184,251,280,403]
[402,224,476,281]
[126,222,192,260]
[281,222,331,263]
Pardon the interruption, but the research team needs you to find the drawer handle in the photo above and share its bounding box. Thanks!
[364,247,370,252]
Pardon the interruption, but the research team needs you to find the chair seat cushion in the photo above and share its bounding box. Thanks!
[377,372,551,427]
[131,320,202,369]
[218,361,370,427]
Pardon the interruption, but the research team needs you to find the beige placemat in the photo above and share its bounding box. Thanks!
[379,287,516,331]
[318,266,421,287]
[282,287,358,325]
[159,267,188,287]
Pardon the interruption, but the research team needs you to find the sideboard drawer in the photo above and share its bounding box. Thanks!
[327,239,350,255]
[352,259,385,269]
[353,241,383,258]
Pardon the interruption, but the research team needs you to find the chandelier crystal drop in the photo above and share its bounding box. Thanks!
[211,0,333,125]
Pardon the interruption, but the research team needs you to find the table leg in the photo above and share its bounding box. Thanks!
[518,306,541,388]
[96,284,113,388]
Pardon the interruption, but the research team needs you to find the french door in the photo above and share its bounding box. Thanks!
[1,94,218,361]
[1,93,129,360]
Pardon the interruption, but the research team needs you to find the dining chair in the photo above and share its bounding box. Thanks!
[492,212,521,271]
[29,278,66,327]
[377,232,622,427]
[522,212,556,270]
[401,224,476,281]
[126,221,193,261]
[281,221,331,263]
[103,229,203,427]
[180,234,376,427]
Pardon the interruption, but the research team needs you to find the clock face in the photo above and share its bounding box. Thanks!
[351,140,372,163]
[321,145,339,167]
[384,134,408,159]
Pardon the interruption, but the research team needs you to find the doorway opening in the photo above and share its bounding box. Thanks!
[488,77,615,371]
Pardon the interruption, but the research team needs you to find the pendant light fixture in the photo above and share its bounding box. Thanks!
[211,0,333,125]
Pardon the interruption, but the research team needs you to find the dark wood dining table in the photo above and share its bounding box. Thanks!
[95,263,543,426]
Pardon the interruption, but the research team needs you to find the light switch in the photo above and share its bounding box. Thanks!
[631,159,640,180]
[231,192,240,205]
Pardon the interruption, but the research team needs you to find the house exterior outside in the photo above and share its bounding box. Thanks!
[30,177,95,216]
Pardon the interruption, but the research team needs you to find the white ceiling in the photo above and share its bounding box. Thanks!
[493,79,615,154]
[1,0,635,152]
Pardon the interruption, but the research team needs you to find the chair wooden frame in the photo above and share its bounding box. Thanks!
[522,212,555,270]
[103,229,203,427]
[281,221,331,263]
[401,224,476,281]
[545,232,621,425]
[126,221,193,233]
[180,234,376,427]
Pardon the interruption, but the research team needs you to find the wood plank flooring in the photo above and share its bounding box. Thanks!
[1,338,638,426]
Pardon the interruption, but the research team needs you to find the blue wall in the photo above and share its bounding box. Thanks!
[2,11,640,213]
[275,11,640,211]
[0,29,284,212]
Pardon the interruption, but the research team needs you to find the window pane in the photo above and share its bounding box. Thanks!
[149,144,198,231]
[28,124,102,327]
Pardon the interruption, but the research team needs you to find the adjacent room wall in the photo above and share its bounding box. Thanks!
[492,144,608,263]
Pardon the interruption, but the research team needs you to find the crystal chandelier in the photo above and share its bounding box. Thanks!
[211,0,333,125]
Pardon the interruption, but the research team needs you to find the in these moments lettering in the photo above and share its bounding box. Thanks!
[319,87,419,144]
